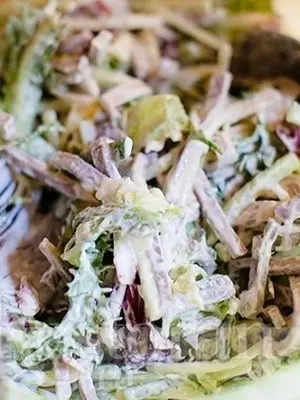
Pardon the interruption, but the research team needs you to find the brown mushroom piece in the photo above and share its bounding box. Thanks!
[229,255,300,277]
[231,31,300,83]
[9,213,65,316]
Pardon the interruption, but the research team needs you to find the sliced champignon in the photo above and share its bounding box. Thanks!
[239,219,281,318]
[262,305,286,328]
[234,201,279,229]
[281,175,300,197]
[276,276,300,356]
[229,254,300,277]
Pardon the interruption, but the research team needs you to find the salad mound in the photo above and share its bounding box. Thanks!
[1,1,300,399]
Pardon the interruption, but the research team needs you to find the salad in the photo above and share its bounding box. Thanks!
[2,1,300,399]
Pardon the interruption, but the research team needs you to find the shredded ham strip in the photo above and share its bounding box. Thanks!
[51,151,104,190]
[54,358,72,400]
[204,88,283,139]
[194,169,246,259]
[4,147,95,201]
[39,238,71,285]
[91,137,121,179]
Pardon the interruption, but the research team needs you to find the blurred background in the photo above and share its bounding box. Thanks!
[0,0,299,37]
[274,0,300,39]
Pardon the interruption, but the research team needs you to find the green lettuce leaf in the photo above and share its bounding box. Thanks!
[118,375,181,400]
[3,377,47,400]
[5,249,111,368]
[63,178,182,266]
[206,357,300,400]
[126,94,189,153]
